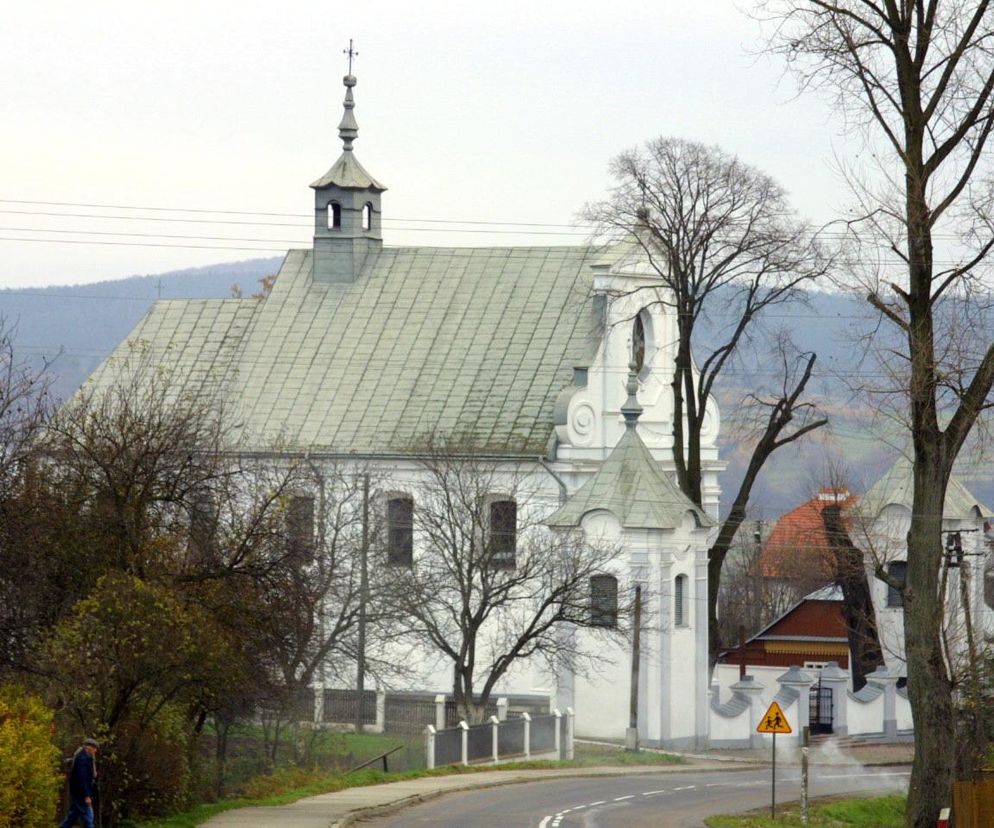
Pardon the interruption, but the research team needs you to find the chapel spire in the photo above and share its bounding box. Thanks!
[338,40,359,152]
[620,361,643,429]
[310,40,386,284]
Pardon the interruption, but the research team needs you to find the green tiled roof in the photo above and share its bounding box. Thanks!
[85,245,603,455]
[856,456,993,520]
[546,427,711,530]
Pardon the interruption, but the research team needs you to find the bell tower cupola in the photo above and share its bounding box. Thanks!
[311,41,386,283]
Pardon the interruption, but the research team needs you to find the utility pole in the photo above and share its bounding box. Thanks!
[626,584,642,751]
[355,472,369,734]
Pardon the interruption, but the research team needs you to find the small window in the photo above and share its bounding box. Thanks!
[488,499,516,569]
[674,574,688,626]
[886,561,907,607]
[327,202,341,229]
[189,490,216,555]
[387,496,414,567]
[287,495,315,559]
[590,575,618,627]
[362,202,372,231]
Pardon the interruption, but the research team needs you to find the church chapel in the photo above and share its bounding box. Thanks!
[82,68,723,748]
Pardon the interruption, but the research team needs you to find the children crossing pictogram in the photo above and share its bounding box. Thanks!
[757,700,792,734]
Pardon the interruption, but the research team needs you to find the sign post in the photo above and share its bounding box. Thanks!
[757,700,792,819]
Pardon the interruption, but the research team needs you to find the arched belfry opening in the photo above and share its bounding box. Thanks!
[310,44,387,283]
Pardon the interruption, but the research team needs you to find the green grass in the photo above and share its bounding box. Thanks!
[704,795,906,827]
[133,742,683,827]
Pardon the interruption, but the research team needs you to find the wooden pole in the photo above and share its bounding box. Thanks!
[738,624,747,680]
[626,584,642,751]
[355,473,369,734]
[801,725,810,825]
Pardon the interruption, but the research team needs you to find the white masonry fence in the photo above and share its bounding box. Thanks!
[424,708,575,768]
[709,662,912,748]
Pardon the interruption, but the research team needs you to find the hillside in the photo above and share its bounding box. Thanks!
[1,257,986,516]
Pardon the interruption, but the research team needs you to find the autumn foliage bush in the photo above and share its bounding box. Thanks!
[0,686,60,828]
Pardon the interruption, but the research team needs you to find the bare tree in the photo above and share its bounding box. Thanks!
[761,2,994,822]
[584,139,830,671]
[383,444,625,723]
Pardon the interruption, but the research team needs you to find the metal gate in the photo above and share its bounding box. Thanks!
[809,682,833,735]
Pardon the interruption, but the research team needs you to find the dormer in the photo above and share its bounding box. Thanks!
[311,68,387,283]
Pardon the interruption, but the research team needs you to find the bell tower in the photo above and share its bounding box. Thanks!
[311,42,386,283]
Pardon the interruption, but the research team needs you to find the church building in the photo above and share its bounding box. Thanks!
[82,69,723,749]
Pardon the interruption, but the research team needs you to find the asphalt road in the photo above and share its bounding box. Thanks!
[358,764,910,827]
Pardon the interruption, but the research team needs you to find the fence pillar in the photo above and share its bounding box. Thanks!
[435,694,446,731]
[496,697,509,722]
[313,682,324,725]
[459,720,469,766]
[819,662,850,738]
[490,715,500,764]
[867,664,900,739]
[424,725,436,770]
[553,709,562,759]
[729,675,766,749]
[374,688,386,734]
[565,707,575,760]
[777,666,814,737]
[522,712,532,759]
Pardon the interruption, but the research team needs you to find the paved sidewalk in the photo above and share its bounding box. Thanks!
[201,762,738,828]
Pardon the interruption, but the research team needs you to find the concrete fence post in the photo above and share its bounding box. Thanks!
[867,664,900,739]
[553,709,562,759]
[424,725,436,770]
[565,707,575,760]
[496,697,509,722]
[459,720,470,766]
[777,666,815,738]
[313,683,324,726]
[729,675,766,749]
[374,688,386,734]
[819,662,850,738]
[434,694,446,731]
[522,712,532,759]
[490,715,500,764]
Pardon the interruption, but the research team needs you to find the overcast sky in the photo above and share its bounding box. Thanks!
[1,0,850,288]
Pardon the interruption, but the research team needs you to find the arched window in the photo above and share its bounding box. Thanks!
[632,314,646,371]
[985,558,994,610]
[287,495,315,560]
[488,499,516,569]
[886,560,907,607]
[590,575,618,627]
[327,202,341,229]
[674,574,688,626]
[387,496,414,566]
[362,202,372,231]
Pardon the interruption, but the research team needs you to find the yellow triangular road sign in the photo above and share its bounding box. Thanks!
[757,700,792,734]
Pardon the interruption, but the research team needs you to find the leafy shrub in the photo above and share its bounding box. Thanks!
[0,686,60,828]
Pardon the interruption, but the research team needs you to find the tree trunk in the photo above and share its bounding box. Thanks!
[904,460,956,828]
[822,505,884,690]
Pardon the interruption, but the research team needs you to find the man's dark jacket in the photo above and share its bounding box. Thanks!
[68,749,95,801]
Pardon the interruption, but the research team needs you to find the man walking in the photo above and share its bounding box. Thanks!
[60,738,99,828]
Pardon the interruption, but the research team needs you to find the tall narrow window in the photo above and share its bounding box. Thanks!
[632,314,646,371]
[886,561,907,607]
[489,499,516,569]
[590,575,618,628]
[327,202,341,229]
[387,496,414,566]
[287,495,315,560]
[674,574,688,626]
[362,202,372,231]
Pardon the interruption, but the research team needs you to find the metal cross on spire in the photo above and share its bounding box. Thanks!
[344,39,358,74]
